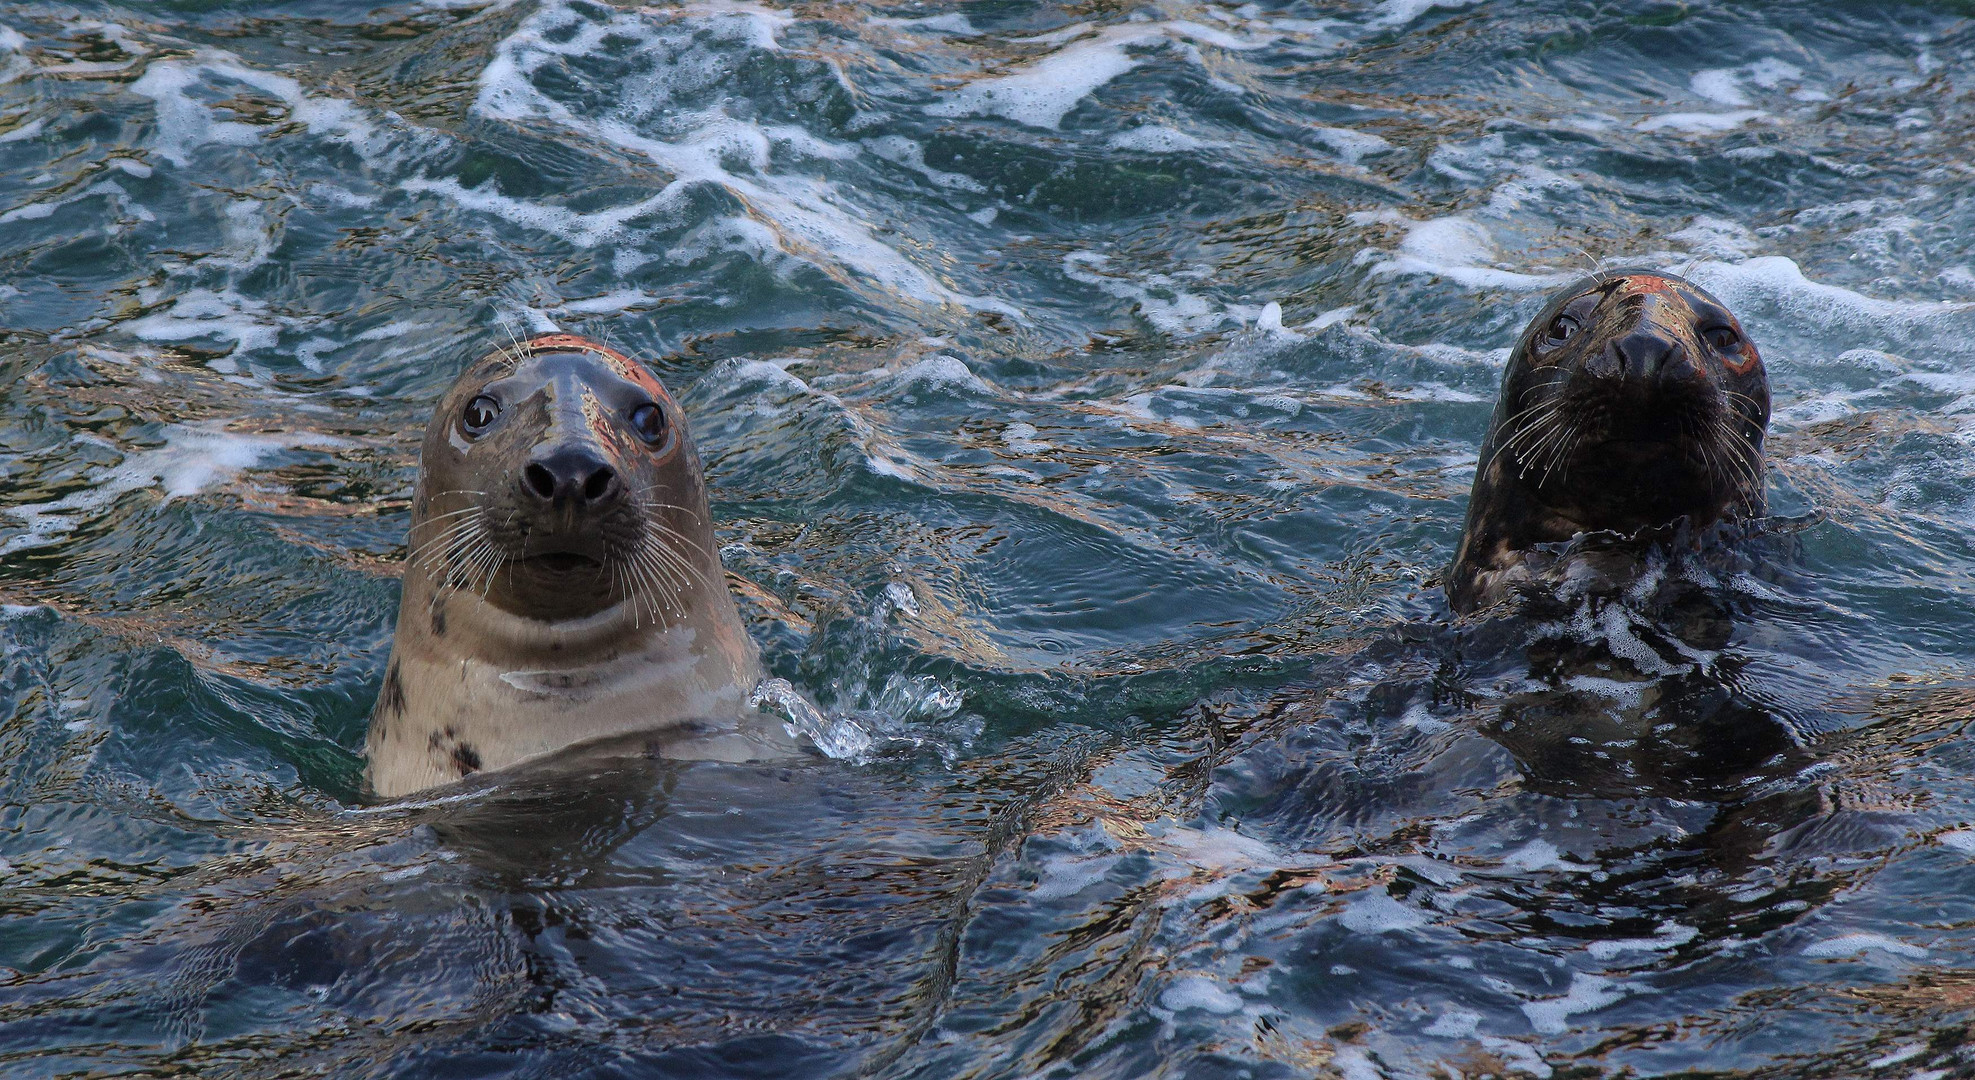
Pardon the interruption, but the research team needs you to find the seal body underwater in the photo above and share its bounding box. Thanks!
[366,334,767,798]
[1447,270,1771,613]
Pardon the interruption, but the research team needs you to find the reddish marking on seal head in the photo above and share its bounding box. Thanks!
[1721,335,1762,376]
[521,334,671,404]
[1620,274,1680,297]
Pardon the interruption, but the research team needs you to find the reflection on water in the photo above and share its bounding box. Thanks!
[4,0,1975,1075]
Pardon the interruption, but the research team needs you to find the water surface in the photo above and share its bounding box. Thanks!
[3,0,1975,1075]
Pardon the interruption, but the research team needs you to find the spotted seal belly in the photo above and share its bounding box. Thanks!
[1447,270,1771,613]
[364,334,771,798]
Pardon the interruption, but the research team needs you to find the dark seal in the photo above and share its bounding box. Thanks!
[365,334,769,798]
[1447,270,1770,613]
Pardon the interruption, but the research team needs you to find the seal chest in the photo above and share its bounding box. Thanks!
[366,334,765,798]
[1447,271,1771,613]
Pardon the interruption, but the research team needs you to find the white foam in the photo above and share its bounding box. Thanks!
[1746,58,1805,89]
[1367,0,1481,28]
[1690,69,1751,107]
[1500,839,1592,873]
[1869,1044,1927,1069]
[1001,422,1050,453]
[927,24,1162,129]
[1938,829,1975,853]
[125,286,300,363]
[1030,844,1122,901]
[1160,975,1244,1015]
[1586,921,1698,961]
[869,12,977,35]
[556,288,663,315]
[477,3,1022,319]
[0,117,42,144]
[1668,215,1760,260]
[1426,133,1508,183]
[1422,1006,1480,1038]
[403,176,679,249]
[131,53,391,167]
[1062,251,1236,335]
[2,423,345,553]
[29,21,148,77]
[864,134,986,191]
[666,215,793,271]
[1356,210,1573,292]
[1152,823,1304,872]
[1801,933,1927,959]
[1400,703,1452,734]
[1478,1036,1554,1078]
[1312,125,1393,164]
[1338,890,1427,934]
[1522,973,1630,1035]
[1635,110,1764,133]
[1332,1046,1382,1080]
[927,18,1274,131]
[1685,255,1973,338]
[889,355,994,396]
[1107,125,1215,154]
[305,181,376,209]
[0,179,151,225]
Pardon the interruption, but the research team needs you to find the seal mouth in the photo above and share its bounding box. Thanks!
[522,551,605,574]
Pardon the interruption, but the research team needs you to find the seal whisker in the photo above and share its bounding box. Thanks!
[641,524,715,581]
[626,550,664,625]
[633,534,693,605]
[408,517,487,578]
[1485,401,1567,474]
[1717,414,1762,495]
[631,494,710,528]
[1514,411,1576,480]
[407,516,486,558]
[627,542,682,620]
[1539,424,1585,488]
[638,543,684,620]
[411,506,484,528]
[645,537,711,598]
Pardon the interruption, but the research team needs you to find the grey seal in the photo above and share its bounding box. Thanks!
[1448,270,1770,613]
[365,334,769,798]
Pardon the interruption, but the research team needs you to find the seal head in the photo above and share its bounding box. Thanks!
[366,334,766,798]
[1447,271,1770,613]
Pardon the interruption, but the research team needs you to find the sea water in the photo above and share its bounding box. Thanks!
[1,0,1974,1076]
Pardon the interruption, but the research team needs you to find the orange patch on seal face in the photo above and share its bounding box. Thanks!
[1619,274,1681,298]
[1721,342,1762,376]
[523,334,669,401]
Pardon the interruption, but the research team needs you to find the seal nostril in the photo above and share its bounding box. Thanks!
[583,466,615,502]
[1613,331,1677,380]
[524,463,556,500]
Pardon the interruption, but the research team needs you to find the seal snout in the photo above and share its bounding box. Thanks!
[522,444,623,511]
[1604,325,1691,383]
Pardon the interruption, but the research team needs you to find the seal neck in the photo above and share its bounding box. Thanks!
[410,569,736,666]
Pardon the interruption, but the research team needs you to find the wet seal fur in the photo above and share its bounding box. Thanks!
[1448,270,1770,613]
[366,334,767,798]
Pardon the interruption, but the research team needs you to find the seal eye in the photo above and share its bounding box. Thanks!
[1703,325,1742,352]
[1544,314,1580,347]
[630,402,669,445]
[460,395,500,438]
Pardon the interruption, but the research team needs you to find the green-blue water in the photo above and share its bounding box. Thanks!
[4,0,1975,1075]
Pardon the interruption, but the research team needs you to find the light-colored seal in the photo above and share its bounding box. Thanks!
[1448,270,1770,613]
[366,334,766,798]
